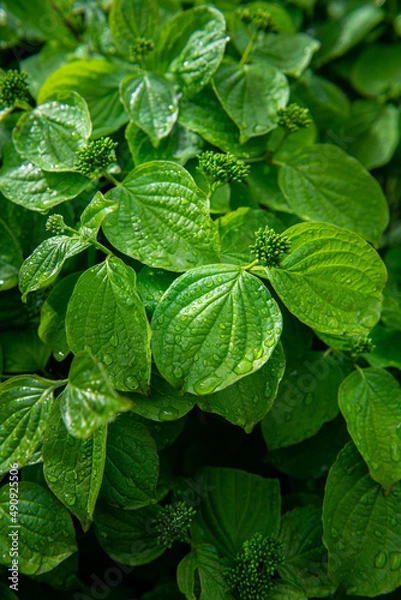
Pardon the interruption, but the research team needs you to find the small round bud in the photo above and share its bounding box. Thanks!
[225,533,283,600]
[129,37,155,62]
[0,70,29,107]
[75,137,117,178]
[250,227,291,267]
[237,8,253,25]
[152,501,196,548]
[277,104,312,133]
[351,336,375,358]
[197,151,250,188]
[45,214,66,235]
[252,9,279,32]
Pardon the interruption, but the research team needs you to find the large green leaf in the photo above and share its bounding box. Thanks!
[0,217,23,291]
[19,235,90,301]
[13,91,91,171]
[66,257,152,393]
[0,328,51,374]
[103,161,220,271]
[260,222,387,335]
[37,59,129,137]
[339,368,401,491]
[252,33,320,78]
[2,0,75,41]
[278,144,388,243]
[0,141,89,212]
[120,71,178,144]
[262,351,350,450]
[0,482,77,575]
[58,352,132,439]
[152,264,282,395]
[100,413,159,509]
[323,442,401,596]
[154,6,227,97]
[178,544,233,600]
[269,581,308,599]
[43,399,107,531]
[278,506,335,597]
[198,342,285,433]
[109,0,160,53]
[191,468,281,559]
[213,61,288,143]
[0,375,58,475]
[351,44,401,100]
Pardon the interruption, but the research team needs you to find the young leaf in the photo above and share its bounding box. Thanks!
[79,191,118,237]
[19,235,90,301]
[66,257,152,393]
[0,375,58,475]
[323,442,401,596]
[339,367,401,491]
[351,43,401,100]
[43,400,107,531]
[278,144,389,243]
[191,467,281,559]
[120,72,178,144]
[261,222,387,335]
[58,352,132,439]
[177,544,232,600]
[100,412,159,509]
[137,266,177,316]
[0,217,23,291]
[13,91,92,171]
[0,482,77,575]
[109,0,160,54]
[213,62,288,142]
[151,264,282,395]
[103,161,220,271]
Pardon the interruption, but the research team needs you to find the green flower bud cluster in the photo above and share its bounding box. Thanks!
[237,8,278,32]
[277,103,312,133]
[45,214,66,235]
[75,137,117,178]
[0,70,29,107]
[129,37,155,62]
[198,151,250,188]
[250,227,291,267]
[225,533,283,600]
[152,501,196,548]
[351,336,375,358]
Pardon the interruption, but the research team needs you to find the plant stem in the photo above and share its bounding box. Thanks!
[244,259,259,271]
[240,31,258,66]
[271,130,290,158]
[103,171,122,187]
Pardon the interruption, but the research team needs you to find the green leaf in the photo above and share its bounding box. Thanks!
[100,413,159,509]
[120,72,178,144]
[218,207,285,266]
[366,326,401,371]
[103,161,220,271]
[351,43,401,100]
[252,34,320,78]
[43,399,107,531]
[109,0,160,54]
[79,191,118,236]
[2,0,75,42]
[0,583,18,599]
[339,368,401,491]
[192,467,281,559]
[137,266,177,316]
[66,257,152,393]
[0,328,51,373]
[198,342,286,433]
[278,506,335,597]
[152,264,282,395]
[0,375,58,475]
[323,442,401,596]
[0,482,77,575]
[58,352,132,439]
[37,59,129,138]
[278,144,389,243]
[19,235,90,301]
[262,222,387,335]
[247,163,291,213]
[213,61,288,143]
[154,6,227,97]
[0,217,23,291]
[13,91,91,172]
[178,544,233,600]
[179,86,268,158]
[262,351,350,450]
[269,581,308,599]
[94,502,166,565]
[0,141,89,212]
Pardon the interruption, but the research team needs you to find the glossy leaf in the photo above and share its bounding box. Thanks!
[278,144,389,243]
[0,217,23,291]
[43,400,107,531]
[109,0,160,53]
[0,482,77,575]
[66,257,152,393]
[262,222,387,335]
[103,161,220,271]
[252,33,320,78]
[339,368,401,491]
[79,191,118,237]
[152,264,282,395]
[323,442,401,597]
[137,266,177,316]
[58,352,132,439]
